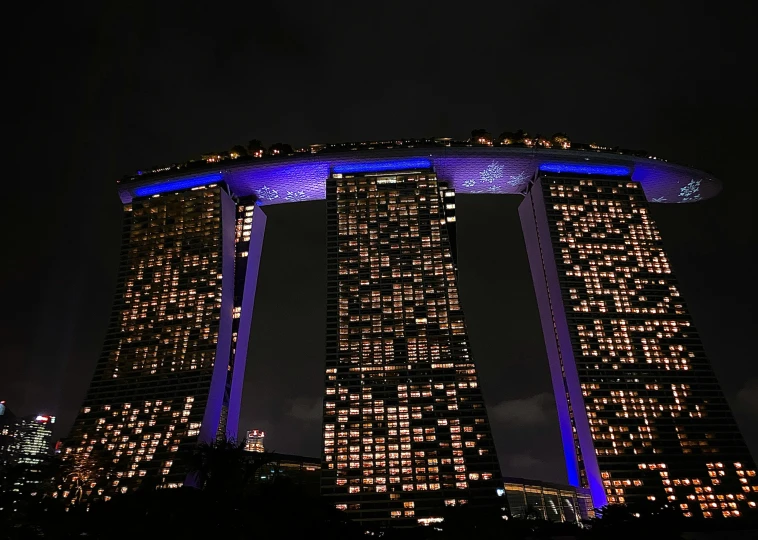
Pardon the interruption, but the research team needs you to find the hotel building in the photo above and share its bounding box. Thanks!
[62,182,265,501]
[64,135,756,520]
[321,167,503,525]
[520,170,757,517]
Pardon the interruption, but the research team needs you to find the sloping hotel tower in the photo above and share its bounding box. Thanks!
[520,170,756,518]
[64,183,266,496]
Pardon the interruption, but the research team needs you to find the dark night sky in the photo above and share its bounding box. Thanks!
[2,2,756,484]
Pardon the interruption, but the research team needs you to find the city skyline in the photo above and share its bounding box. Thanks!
[3,1,756,495]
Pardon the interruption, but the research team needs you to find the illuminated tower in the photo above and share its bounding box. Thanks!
[322,162,503,525]
[245,429,265,453]
[0,401,14,467]
[520,165,757,518]
[0,410,55,467]
[13,415,55,465]
[64,179,266,501]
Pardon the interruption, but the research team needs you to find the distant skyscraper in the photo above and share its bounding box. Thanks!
[322,167,503,525]
[13,415,55,465]
[0,401,14,467]
[63,182,266,501]
[520,171,758,518]
[0,406,54,467]
[0,411,55,497]
[245,429,265,453]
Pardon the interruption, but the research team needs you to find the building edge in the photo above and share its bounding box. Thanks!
[518,181,607,509]
[226,207,267,441]
[197,189,238,445]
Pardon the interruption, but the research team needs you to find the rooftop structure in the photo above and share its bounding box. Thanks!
[116,144,720,207]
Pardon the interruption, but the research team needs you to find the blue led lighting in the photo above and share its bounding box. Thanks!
[333,158,432,174]
[133,174,223,197]
[539,162,631,176]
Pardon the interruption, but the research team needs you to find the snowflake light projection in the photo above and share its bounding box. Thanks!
[257,185,279,201]
[507,170,528,187]
[479,161,504,183]
[488,185,502,193]
[122,148,722,206]
[679,180,701,202]
[285,190,307,201]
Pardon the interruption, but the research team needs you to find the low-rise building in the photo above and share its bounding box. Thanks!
[503,477,594,522]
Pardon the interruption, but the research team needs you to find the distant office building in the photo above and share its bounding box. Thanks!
[520,170,758,517]
[0,411,55,497]
[245,429,265,453]
[0,401,15,466]
[322,167,503,525]
[503,477,593,522]
[63,182,266,502]
[0,410,55,466]
[13,415,55,465]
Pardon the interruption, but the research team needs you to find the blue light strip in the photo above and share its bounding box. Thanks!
[333,158,432,174]
[539,162,631,176]
[133,174,224,197]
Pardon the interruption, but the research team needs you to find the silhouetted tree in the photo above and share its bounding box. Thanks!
[230,144,248,157]
[183,437,274,501]
[439,503,507,538]
[184,437,246,498]
[469,128,492,145]
[513,129,528,144]
[57,444,118,506]
[551,132,571,148]
[268,142,293,156]
[498,131,516,144]
[524,502,542,519]
[590,501,686,539]
[247,139,265,157]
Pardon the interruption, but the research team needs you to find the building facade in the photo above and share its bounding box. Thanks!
[0,401,15,467]
[63,182,266,501]
[0,410,56,502]
[12,415,56,466]
[245,429,265,453]
[321,167,503,525]
[503,477,593,522]
[0,411,55,467]
[520,170,758,518]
